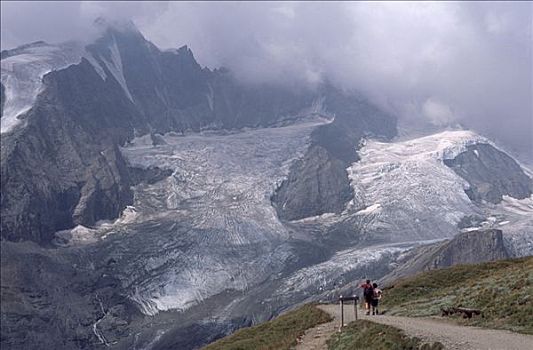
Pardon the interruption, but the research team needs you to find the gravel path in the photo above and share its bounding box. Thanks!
[294,304,533,350]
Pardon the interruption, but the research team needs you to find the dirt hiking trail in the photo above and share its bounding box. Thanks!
[294,304,533,350]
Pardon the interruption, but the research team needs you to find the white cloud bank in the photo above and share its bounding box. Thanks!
[1,1,531,159]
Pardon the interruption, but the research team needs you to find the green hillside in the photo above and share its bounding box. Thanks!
[382,256,533,334]
[327,320,444,350]
[202,304,332,350]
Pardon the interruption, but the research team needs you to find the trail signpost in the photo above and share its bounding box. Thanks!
[338,295,359,329]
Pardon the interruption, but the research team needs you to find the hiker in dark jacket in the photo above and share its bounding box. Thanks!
[360,279,373,315]
[371,282,383,315]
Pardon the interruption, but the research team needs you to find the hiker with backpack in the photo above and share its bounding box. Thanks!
[371,282,383,315]
[360,279,374,315]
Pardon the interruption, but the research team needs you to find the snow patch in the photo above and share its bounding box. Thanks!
[356,203,382,215]
[1,42,108,133]
[99,36,134,102]
[206,83,214,111]
[55,225,98,245]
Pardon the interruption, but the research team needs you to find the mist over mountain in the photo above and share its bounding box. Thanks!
[2,2,532,160]
[1,3,532,350]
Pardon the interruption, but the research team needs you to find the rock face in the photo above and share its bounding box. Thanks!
[381,229,510,285]
[1,24,394,244]
[444,143,532,203]
[0,241,140,350]
[271,145,353,220]
[272,91,396,221]
[0,58,106,243]
[1,59,138,243]
[0,82,5,116]
[432,229,510,267]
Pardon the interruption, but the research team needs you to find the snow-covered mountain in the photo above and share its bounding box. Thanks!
[1,22,532,350]
[347,130,530,242]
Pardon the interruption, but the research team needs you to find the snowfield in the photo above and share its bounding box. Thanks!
[346,130,492,241]
[1,42,83,133]
[344,130,532,253]
[0,40,116,133]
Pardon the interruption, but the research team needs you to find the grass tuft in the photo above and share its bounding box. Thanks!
[327,320,444,350]
[202,303,332,350]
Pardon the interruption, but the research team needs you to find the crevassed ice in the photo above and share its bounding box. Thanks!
[347,130,487,241]
[273,239,444,297]
[277,244,407,294]
[488,195,533,257]
[118,118,328,314]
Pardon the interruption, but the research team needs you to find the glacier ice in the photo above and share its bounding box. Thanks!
[345,130,490,241]
[0,39,130,134]
[1,42,83,133]
[104,118,327,314]
[50,121,531,318]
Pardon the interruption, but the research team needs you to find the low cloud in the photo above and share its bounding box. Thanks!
[422,99,456,127]
[1,1,531,158]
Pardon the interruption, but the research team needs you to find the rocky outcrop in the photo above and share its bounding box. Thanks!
[381,229,510,285]
[0,82,5,116]
[0,58,138,243]
[0,240,148,350]
[430,229,510,267]
[271,145,353,220]
[444,143,532,203]
[129,166,173,185]
[272,90,396,221]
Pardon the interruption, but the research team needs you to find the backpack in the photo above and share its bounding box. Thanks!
[364,285,374,299]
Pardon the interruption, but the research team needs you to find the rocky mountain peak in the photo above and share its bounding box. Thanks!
[174,44,197,61]
[88,17,152,61]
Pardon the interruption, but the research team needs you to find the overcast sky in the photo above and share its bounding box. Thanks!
[1,1,532,159]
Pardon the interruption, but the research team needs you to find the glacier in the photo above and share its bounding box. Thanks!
[50,125,532,321]
[345,130,532,244]
[66,117,331,314]
[345,130,487,241]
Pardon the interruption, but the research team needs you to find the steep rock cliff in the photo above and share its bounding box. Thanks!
[381,229,510,285]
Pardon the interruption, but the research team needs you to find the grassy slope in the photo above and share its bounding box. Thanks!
[327,320,444,350]
[381,256,533,334]
[202,304,332,350]
[203,257,531,349]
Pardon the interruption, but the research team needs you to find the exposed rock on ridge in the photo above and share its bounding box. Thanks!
[272,91,396,221]
[381,229,510,285]
[444,143,532,203]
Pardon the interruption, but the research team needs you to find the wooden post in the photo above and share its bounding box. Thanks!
[339,295,344,328]
[353,295,358,320]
